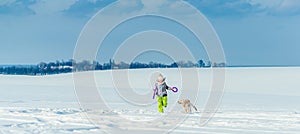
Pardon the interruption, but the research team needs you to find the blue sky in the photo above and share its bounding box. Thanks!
[0,0,300,66]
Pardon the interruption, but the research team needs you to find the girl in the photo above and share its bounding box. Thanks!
[153,73,172,113]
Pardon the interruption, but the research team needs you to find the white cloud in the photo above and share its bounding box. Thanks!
[249,0,300,15]
[137,0,196,16]
[275,0,300,14]
[100,0,141,16]
[29,0,78,15]
[87,0,98,4]
[249,0,282,9]
[0,0,16,6]
[118,0,140,7]
[140,0,165,12]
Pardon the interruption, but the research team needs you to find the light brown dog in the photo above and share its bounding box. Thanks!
[178,99,197,113]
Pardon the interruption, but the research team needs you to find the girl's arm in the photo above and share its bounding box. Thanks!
[166,85,172,90]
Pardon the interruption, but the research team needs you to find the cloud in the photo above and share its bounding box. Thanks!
[0,0,16,6]
[1,0,300,18]
[0,0,117,17]
[183,0,258,17]
[280,0,300,13]
[140,0,164,12]
[252,0,300,15]
[0,0,36,16]
[28,0,78,15]
[63,0,116,17]
[93,0,195,17]
[0,0,79,16]
[84,0,300,17]
[184,0,300,17]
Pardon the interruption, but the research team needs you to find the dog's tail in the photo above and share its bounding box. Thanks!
[191,103,197,111]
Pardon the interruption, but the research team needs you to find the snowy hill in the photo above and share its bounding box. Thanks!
[0,67,300,133]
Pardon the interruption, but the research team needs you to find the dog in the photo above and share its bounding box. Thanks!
[178,99,197,113]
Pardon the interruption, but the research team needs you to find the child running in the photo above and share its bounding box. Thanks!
[153,73,172,113]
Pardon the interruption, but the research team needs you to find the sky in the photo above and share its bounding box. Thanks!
[0,0,300,66]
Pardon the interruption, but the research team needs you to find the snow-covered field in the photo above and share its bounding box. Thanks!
[0,67,300,133]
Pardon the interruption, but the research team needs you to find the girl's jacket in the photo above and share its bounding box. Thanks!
[154,82,170,97]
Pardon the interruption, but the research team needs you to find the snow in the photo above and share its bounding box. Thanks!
[0,67,300,133]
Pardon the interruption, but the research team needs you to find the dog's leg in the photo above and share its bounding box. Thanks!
[184,104,189,113]
[181,104,186,113]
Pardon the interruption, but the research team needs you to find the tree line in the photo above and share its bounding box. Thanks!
[0,59,225,75]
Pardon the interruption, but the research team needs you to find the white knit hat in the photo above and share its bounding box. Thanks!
[157,73,166,82]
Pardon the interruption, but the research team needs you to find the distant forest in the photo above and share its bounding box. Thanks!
[0,59,225,75]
